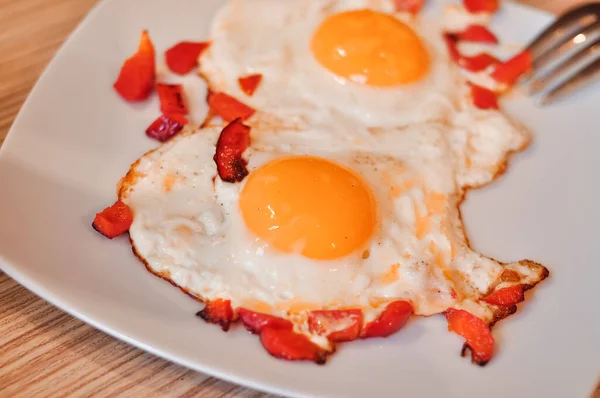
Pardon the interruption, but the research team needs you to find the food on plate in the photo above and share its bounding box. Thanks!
[113,30,156,101]
[145,114,188,142]
[454,24,498,43]
[92,201,133,239]
[198,0,523,132]
[238,74,263,96]
[96,0,549,366]
[491,50,533,88]
[116,114,548,365]
[165,41,211,75]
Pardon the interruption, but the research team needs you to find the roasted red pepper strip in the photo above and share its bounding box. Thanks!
[490,50,533,87]
[460,53,500,72]
[455,24,498,44]
[213,118,251,183]
[394,0,425,14]
[196,299,234,331]
[308,309,363,342]
[471,84,499,110]
[463,0,499,13]
[92,201,133,239]
[165,41,210,75]
[237,308,293,334]
[238,74,263,97]
[145,114,187,142]
[445,308,494,365]
[362,300,413,338]
[207,91,255,122]
[482,285,525,306]
[156,84,188,116]
[444,34,498,72]
[260,328,328,364]
[113,30,156,101]
[443,34,462,63]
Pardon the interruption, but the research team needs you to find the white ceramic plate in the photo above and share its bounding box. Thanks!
[1,0,599,397]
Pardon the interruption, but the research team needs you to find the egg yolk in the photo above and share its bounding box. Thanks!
[311,9,429,86]
[239,156,377,260]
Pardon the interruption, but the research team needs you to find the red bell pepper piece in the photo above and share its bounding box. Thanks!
[165,41,210,75]
[445,308,494,365]
[362,300,413,338]
[444,34,499,72]
[145,114,188,142]
[490,50,533,87]
[443,34,462,63]
[308,309,363,342]
[460,53,500,72]
[196,299,234,331]
[114,30,156,101]
[456,24,498,44]
[156,84,188,116]
[463,0,499,13]
[207,91,255,122]
[237,308,293,334]
[213,118,251,183]
[238,74,263,97]
[394,0,425,14]
[471,84,499,110]
[92,201,133,239]
[260,328,328,364]
[482,285,525,306]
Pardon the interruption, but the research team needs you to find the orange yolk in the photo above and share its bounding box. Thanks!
[311,9,430,86]
[239,156,377,260]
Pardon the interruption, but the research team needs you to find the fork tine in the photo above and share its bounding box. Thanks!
[530,38,600,94]
[531,19,600,73]
[539,57,600,105]
[527,3,600,60]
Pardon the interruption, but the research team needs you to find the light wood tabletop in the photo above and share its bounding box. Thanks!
[0,0,595,397]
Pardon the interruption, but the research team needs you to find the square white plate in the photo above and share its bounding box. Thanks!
[1,0,599,397]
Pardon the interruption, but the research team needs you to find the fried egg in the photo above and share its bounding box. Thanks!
[118,122,546,350]
[199,0,464,128]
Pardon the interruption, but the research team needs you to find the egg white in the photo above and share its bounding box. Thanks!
[200,0,462,128]
[118,122,544,346]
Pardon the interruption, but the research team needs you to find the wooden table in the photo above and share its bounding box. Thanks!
[0,0,594,397]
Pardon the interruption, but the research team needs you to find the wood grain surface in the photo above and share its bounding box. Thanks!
[0,0,595,397]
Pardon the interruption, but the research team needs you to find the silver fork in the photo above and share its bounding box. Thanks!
[524,2,600,105]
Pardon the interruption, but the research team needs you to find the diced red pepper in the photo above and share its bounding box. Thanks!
[463,0,499,13]
[196,299,234,331]
[165,41,210,75]
[361,300,413,339]
[260,328,328,364]
[443,34,462,63]
[455,24,498,44]
[145,114,188,142]
[213,118,251,183]
[207,91,255,122]
[445,308,494,365]
[237,308,293,334]
[156,84,188,116]
[471,84,499,110]
[394,0,425,14]
[308,309,363,342]
[482,285,525,306]
[114,30,156,101]
[444,34,498,72]
[238,74,263,97]
[460,53,500,72]
[490,50,533,87]
[92,201,133,239]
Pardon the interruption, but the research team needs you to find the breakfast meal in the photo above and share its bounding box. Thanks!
[93,0,549,366]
